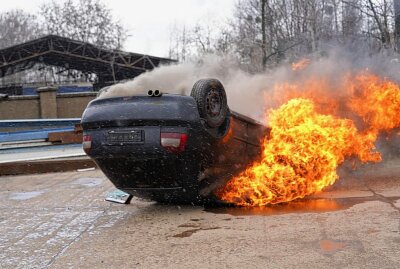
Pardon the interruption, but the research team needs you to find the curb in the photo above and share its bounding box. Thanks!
[0,157,96,176]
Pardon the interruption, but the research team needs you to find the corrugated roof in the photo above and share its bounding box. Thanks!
[0,35,176,83]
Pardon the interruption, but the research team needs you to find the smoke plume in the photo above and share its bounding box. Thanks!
[98,49,400,122]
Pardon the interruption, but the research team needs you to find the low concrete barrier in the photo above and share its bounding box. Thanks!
[0,127,74,143]
[0,87,96,120]
[0,157,96,176]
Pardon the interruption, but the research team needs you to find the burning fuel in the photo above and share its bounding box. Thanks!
[100,51,400,206]
[291,58,311,71]
[217,71,400,206]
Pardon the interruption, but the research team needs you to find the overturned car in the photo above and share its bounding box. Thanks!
[81,79,268,203]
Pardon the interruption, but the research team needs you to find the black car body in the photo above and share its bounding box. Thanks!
[81,79,268,203]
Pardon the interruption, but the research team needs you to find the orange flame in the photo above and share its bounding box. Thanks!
[347,72,400,131]
[292,58,311,71]
[218,71,400,206]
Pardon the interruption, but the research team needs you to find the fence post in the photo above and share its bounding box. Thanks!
[37,86,58,119]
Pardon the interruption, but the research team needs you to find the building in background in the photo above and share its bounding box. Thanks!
[0,35,175,96]
[0,35,175,120]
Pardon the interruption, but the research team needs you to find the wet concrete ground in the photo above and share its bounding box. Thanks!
[0,159,400,268]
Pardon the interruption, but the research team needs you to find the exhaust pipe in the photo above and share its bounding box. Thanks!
[154,90,162,97]
[147,90,162,97]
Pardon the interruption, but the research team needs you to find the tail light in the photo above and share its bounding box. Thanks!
[82,135,92,154]
[160,133,187,153]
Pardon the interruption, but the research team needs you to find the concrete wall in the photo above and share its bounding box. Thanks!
[0,96,40,119]
[0,89,97,119]
[57,93,96,118]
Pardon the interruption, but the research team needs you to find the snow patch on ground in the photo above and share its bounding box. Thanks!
[9,191,44,201]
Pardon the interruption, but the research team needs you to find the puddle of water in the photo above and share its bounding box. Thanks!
[205,196,400,216]
[72,177,103,187]
[9,191,44,201]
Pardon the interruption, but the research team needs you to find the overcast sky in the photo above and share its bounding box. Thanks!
[1,0,235,58]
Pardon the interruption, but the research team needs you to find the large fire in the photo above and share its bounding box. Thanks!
[217,71,400,206]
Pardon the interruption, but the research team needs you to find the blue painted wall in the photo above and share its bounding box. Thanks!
[22,86,93,95]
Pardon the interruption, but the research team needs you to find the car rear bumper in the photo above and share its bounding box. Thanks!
[94,155,201,188]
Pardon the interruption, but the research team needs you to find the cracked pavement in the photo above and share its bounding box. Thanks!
[0,158,400,269]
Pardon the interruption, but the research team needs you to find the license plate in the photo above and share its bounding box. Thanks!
[107,130,144,143]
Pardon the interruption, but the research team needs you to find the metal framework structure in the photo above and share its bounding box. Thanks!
[0,35,175,83]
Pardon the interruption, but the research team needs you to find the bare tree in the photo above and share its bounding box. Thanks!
[227,0,399,69]
[395,0,400,50]
[40,0,127,49]
[168,23,192,61]
[167,0,400,69]
[342,0,362,38]
[261,0,267,70]
[341,0,395,50]
[365,0,393,48]
[0,9,44,85]
[0,9,43,49]
[168,16,231,62]
[214,27,235,55]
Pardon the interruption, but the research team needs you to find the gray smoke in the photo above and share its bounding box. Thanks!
[98,49,400,122]
[97,55,295,119]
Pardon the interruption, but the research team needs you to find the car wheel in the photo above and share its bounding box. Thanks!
[191,79,228,128]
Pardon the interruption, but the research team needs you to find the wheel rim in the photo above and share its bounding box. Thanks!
[206,89,222,117]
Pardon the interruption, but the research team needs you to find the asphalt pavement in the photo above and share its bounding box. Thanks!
[0,158,399,268]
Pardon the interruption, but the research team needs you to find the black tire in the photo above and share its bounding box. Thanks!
[191,79,228,128]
